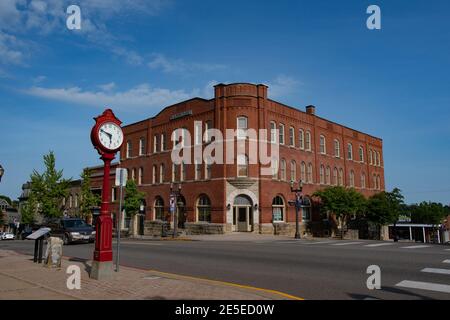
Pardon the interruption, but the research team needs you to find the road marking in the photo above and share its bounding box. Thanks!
[443,260,450,264]
[422,268,450,275]
[148,269,304,300]
[364,243,394,247]
[400,245,431,249]
[120,241,162,246]
[304,241,338,245]
[331,242,364,246]
[396,280,450,294]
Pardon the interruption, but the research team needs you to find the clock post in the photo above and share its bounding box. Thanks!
[90,109,124,280]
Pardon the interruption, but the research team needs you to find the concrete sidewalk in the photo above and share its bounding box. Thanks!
[0,249,298,300]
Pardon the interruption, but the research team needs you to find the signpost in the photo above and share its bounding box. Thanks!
[27,227,51,263]
[115,168,127,272]
[90,109,124,280]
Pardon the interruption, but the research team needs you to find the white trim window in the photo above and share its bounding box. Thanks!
[195,161,201,181]
[153,135,158,153]
[270,121,277,144]
[334,139,340,158]
[347,143,353,160]
[272,159,279,180]
[152,165,157,184]
[319,135,326,154]
[237,116,248,139]
[300,162,306,182]
[359,146,364,163]
[307,163,313,183]
[299,129,305,150]
[289,127,295,147]
[195,122,202,146]
[369,149,373,165]
[326,166,331,185]
[361,173,366,189]
[333,167,338,186]
[280,159,287,181]
[290,160,297,182]
[237,154,249,178]
[338,168,344,186]
[205,162,212,180]
[319,165,325,184]
[139,137,145,156]
[377,151,381,166]
[161,133,166,151]
[349,170,355,187]
[180,161,186,182]
[305,131,311,151]
[205,121,212,143]
[131,168,136,181]
[272,196,285,222]
[279,124,285,145]
[159,164,165,184]
[126,141,132,158]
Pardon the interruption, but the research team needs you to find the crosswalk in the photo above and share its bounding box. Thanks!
[275,240,444,251]
[395,259,450,296]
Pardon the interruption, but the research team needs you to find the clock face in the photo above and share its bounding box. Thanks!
[97,122,124,151]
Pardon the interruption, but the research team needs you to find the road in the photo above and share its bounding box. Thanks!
[2,237,450,300]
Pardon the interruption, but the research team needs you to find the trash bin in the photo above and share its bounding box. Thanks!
[44,237,63,268]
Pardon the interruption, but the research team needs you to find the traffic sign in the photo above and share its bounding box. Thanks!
[115,168,128,187]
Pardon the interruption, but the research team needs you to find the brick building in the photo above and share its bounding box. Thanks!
[91,83,385,236]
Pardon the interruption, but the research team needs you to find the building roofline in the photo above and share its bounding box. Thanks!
[214,82,268,88]
[122,97,212,129]
[267,98,383,142]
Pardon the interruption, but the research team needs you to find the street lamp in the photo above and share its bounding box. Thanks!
[0,165,4,183]
[170,183,183,238]
[290,180,303,239]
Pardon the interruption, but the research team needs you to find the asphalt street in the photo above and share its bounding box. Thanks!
[2,238,450,300]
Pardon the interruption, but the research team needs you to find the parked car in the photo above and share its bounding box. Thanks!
[44,218,96,245]
[1,232,15,240]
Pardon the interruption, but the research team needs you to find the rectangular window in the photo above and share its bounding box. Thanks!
[161,133,166,151]
[195,122,202,145]
[126,141,132,158]
[347,144,353,160]
[195,161,201,181]
[289,127,295,147]
[205,163,212,180]
[139,138,145,156]
[205,121,212,143]
[320,136,326,154]
[237,117,248,139]
[138,168,143,185]
[270,122,277,143]
[153,135,158,153]
[305,132,311,151]
[279,124,285,145]
[299,130,304,150]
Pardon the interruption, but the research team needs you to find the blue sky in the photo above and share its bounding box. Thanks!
[0,0,449,204]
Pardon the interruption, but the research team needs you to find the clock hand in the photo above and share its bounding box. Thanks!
[100,129,112,138]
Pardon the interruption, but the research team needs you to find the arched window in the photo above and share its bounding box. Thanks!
[300,162,306,182]
[139,167,144,185]
[373,151,378,167]
[280,159,287,181]
[373,174,377,189]
[319,165,325,184]
[377,175,381,190]
[359,146,364,163]
[131,168,136,181]
[290,160,297,182]
[197,195,212,223]
[333,167,338,186]
[159,164,165,184]
[334,139,340,158]
[377,152,381,166]
[153,134,158,153]
[161,133,166,151]
[307,163,313,183]
[349,170,355,187]
[326,166,331,185]
[237,154,249,177]
[154,197,164,221]
[338,168,344,186]
[299,129,305,150]
[270,121,277,143]
[361,173,366,189]
[272,196,285,222]
[305,131,311,151]
[347,143,353,160]
[320,135,326,154]
[369,149,373,165]
[302,197,312,221]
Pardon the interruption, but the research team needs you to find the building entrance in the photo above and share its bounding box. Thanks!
[233,195,253,232]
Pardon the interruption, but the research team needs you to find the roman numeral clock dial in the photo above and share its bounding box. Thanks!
[97,122,124,151]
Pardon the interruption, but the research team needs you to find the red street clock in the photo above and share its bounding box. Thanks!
[90,109,123,280]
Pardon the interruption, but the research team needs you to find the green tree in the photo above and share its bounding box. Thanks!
[21,194,38,225]
[0,195,12,205]
[78,168,101,221]
[30,151,72,219]
[313,186,366,235]
[123,180,145,217]
[410,202,448,225]
[366,188,405,226]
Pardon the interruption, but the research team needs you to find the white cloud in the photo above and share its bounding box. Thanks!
[25,83,199,112]
[0,31,28,65]
[267,75,301,99]
[148,54,227,74]
[98,82,116,91]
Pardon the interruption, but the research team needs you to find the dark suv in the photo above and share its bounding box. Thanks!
[46,218,96,245]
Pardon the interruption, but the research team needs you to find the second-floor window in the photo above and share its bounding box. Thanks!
[195,122,202,145]
[126,141,132,158]
[299,129,304,150]
[347,143,353,160]
[161,133,166,151]
[334,140,340,158]
[279,124,285,145]
[139,138,145,156]
[153,135,158,153]
[319,135,326,154]
[289,127,295,147]
[270,121,277,143]
[359,146,364,162]
[138,167,143,185]
[237,154,249,177]
[305,131,311,151]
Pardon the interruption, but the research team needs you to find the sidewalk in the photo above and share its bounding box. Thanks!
[0,249,298,300]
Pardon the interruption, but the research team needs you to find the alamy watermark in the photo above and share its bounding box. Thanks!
[66,5,82,30]
[366,265,381,290]
[367,5,381,30]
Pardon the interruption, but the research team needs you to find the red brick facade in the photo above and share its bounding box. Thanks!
[91,83,385,236]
